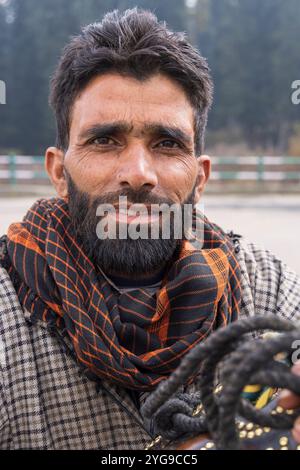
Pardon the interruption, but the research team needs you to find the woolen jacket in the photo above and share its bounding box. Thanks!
[0,235,300,449]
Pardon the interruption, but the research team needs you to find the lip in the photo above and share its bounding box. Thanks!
[113,203,152,211]
[112,211,160,225]
[108,204,160,224]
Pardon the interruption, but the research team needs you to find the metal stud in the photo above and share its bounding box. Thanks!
[193,404,203,416]
[246,423,254,430]
[263,427,271,433]
[205,442,215,449]
[279,437,288,446]
[240,431,247,438]
[214,385,223,394]
[255,428,263,436]
[247,431,255,439]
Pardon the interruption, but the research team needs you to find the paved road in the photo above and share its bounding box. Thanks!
[202,195,300,274]
[1,193,300,274]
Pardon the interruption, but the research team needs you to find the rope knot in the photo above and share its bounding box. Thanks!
[152,398,194,440]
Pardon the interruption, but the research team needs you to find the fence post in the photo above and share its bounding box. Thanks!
[257,155,264,181]
[9,154,16,186]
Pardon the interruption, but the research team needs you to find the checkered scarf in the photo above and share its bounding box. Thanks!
[3,198,242,391]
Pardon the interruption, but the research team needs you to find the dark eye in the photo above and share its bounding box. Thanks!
[157,139,181,149]
[92,136,116,146]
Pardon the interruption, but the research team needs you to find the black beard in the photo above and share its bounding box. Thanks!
[65,171,196,277]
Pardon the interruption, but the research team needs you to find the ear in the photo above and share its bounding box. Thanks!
[194,154,211,204]
[45,147,68,198]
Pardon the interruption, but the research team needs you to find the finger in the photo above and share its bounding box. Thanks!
[292,417,300,444]
[278,361,300,409]
[278,389,300,409]
[291,361,300,374]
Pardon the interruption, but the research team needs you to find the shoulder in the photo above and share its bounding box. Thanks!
[232,232,300,322]
[0,264,29,343]
[0,233,28,330]
[0,264,21,317]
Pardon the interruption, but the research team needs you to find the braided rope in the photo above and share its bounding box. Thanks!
[141,315,300,449]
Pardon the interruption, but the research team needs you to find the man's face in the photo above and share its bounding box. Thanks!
[66,73,199,202]
[46,73,210,276]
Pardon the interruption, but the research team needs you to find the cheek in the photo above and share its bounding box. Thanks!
[64,150,116,195]
[158,157,198,201]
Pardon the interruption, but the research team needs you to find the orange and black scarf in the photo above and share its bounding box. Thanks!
[2,198,242,391]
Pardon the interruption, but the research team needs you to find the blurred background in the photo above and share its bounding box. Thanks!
[0,0,300,272]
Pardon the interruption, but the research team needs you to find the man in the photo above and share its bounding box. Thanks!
[0,8,300,450]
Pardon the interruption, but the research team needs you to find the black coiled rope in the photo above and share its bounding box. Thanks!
[140,315,300,450]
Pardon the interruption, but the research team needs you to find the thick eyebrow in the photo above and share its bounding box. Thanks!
[144,123,193,147]
[78,121,193,147]
[78,122,133,142]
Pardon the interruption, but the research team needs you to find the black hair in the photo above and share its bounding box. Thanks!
[49,7,213,155]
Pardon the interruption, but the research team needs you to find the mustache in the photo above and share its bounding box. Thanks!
[65,169,196,234]
[89,188,175,208]
[65,167,195,209]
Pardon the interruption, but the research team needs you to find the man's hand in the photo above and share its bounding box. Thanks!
[278,361,300,443]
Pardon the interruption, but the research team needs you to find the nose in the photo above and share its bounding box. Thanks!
[116,144,158,191]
